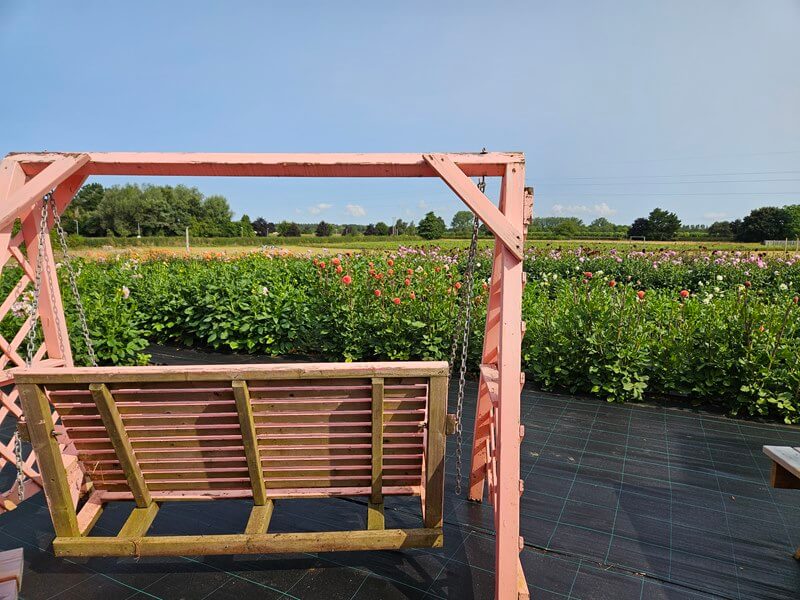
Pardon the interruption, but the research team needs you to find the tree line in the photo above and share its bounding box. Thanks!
[63,183,800,243]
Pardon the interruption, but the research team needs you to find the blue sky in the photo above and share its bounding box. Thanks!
[1,1,798,226]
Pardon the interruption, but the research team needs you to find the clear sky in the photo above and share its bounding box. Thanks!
[1,1,798,226]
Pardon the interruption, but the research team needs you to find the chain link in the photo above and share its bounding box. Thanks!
[17,193,52,502]
[452,177,484,495]
[52,200,97,366]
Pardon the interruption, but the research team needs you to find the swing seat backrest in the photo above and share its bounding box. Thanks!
[14,362,449,502]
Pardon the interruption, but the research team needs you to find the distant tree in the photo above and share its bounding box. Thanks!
[645,208,681,240]
[589,217,614,230]
[277,221,301,237]
[239,214,256,237]
[554,220,581,237]
[315,221,333,237]
[784,204,800,238]
[364,224,377,236]
[374,221,390,236]
[341,224,358,236]
[707,221,734,239]
[738,207,792,242]
[252,218,275,236]
[406,221,417,236]
[450,210,475,235]
[418,212,446,240]
[628,218,650,239]
[67,183,105,223]
[393,219,409,235]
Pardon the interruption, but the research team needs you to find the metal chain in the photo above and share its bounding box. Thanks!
[52,201,97,366]
[17,193,51,502]
[453,177,484,495]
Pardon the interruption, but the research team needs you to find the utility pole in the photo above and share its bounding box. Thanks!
[185,227,190,253]
[75,220,79,236]
[137,222,142,239]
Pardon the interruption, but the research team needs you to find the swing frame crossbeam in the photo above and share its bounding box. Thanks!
[0,151,532,600]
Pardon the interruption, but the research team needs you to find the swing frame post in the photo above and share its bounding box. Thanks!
[0,151,531,599]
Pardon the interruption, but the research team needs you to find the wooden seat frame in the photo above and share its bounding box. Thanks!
[0,152,532,599]
[14,362,449,557]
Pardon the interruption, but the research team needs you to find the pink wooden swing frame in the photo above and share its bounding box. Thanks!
[0,151,532,599]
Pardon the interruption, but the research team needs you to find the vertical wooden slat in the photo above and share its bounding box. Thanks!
[233,380,267,506]
[368,377,385,530]
[16,383,79,536]
[424,376,447,528]
[90,383,151,508]
[495,162,526,599]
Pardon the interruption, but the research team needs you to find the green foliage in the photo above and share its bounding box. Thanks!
[784,204,800,238]
[8,244,800,424]
[277,221,301,237]
[417,212,446,240]
[739,206,792,242]
[450,211,474,234]
[77,183,241,238]
[628,208,681,241]
[315,221,333,237]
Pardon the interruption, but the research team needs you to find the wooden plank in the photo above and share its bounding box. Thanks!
[15,383,79,536]
[118,503,159,537]
[495,162,526,600]
[0,154,89,231]
[98,485,420,502]
[52,527,444,557]
[424,376,447,528]
[245,501,274,534]
[763,445,800,481]
[770,462,800,489]
[232,380,267,505]
[76,491,104,536]
[89,383,151,507]
[369,377,385,530]
[9,151,522,178]
[12,361,450,384]
[423,154,524,259]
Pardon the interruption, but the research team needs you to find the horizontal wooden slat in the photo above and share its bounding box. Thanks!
[98,485,421,502]
[51,526,444,557]
[13,361,449,383]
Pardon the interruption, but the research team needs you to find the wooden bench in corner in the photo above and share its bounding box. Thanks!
[0,548,23,600]
[762,445,800,560]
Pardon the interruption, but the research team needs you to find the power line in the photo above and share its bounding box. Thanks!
[537,177,800,187]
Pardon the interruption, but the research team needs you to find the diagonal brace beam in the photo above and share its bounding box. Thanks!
[0,154,90,231]
[423,154,524,259]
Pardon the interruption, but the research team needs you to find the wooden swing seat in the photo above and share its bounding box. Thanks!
[13,361,449,558]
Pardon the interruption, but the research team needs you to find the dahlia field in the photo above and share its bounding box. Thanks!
[3,246,800,423]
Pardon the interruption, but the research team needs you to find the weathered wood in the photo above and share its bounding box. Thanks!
[495,162,527,600]
[245,501,274,534]
[368,377,386,530]
[52,527,444,557]
[89,383,151,507]
[118,503,159,537]
[15,383,79,536]
[424,376,447,528]
[0,154,89,231]
[13,362,449,384]
[771,462,800,489]
[763,445,800,486]
[423,154,524,259]
[76,491,104,536]
[232,380,267,505]
[9,151,521,178]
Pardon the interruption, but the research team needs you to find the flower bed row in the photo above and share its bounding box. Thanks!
[2,246,800,423]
